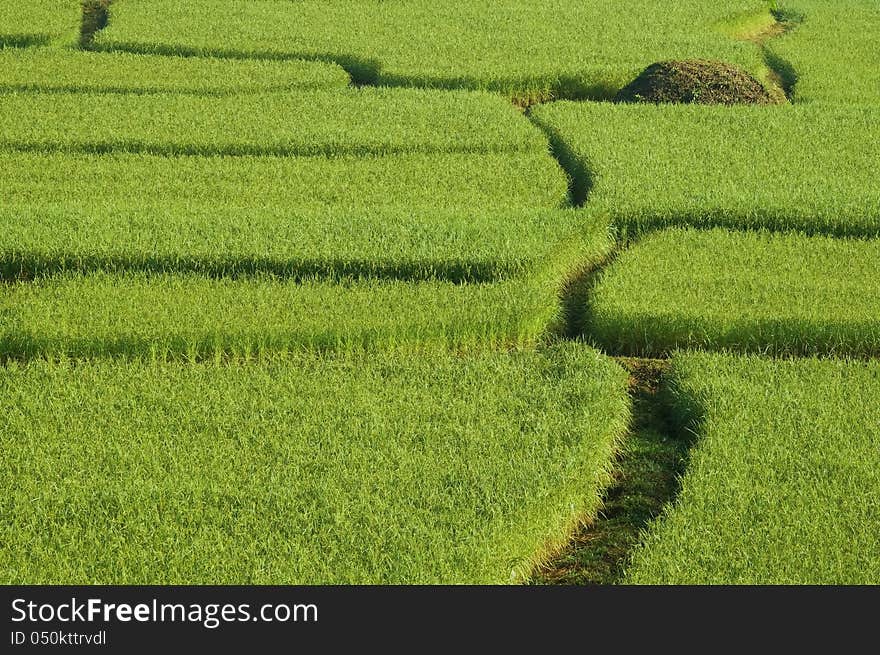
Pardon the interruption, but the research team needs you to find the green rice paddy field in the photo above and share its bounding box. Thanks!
[1,0,878,585]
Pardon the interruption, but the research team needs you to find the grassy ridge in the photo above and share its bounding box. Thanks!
[98,0,769,102]
[0,88,549,156]
[768,0,880,104]
[530,101,880,236]
[0,275,556,356]
[0,49,350,93]
[0,219,612,356]
[626,352,880,584]
[0,151,567,210]
[1,207,597,281]
[0,1,81,46]
[0,346,630,584]
[0,224,603,358]
[587,228,880,357]
[1,206,598,281]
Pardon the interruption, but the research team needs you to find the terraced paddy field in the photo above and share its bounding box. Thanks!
[96,0,774,103]
[588,229,880,357]
[1,347,630,584]
[2,0,879,585]
[627,353,880,584]
[0,48,351,94]
[0,217,609,356]
[530,102,880,236]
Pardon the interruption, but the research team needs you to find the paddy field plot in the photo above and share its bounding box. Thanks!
[0,88,548,156]
[0,274,567,356]
[0,48,350,94]
[0,0,80,47]
[0,215,612,356]
[0,206,595,281]
[0,347,630,584]
[0,151,567,211]
[587,228,880,357]
[530,102,880,236]
[768,0,880,105]
[97,0,772,102]
[627,353,880,584]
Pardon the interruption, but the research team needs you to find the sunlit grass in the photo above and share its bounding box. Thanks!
[587,228,880,357]
[531,101,880,236]
[98,0,769,101]
[768,0,880,104]
[626,352,880,584]
[0,87,548,156]
[0,48,350,93]
[0,150,567,212]
[0,0,80,46]
[0,346,630,584]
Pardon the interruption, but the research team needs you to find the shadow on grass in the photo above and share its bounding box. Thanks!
[0,34,51,49]
[0,255,525,285]
[0,139,532,159]
[80,1,112,48]
[530,358,696,585]
[524,111,595,209]
[554,247,617,340]
[88,41,383,86]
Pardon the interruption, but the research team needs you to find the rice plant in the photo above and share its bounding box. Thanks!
[0,48,350,93]
[0,346,630,584]
[587,228,880,357]
[97,0,770,101]
[530,101,880,236]
[626,352,880,584]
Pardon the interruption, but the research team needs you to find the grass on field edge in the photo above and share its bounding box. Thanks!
[80,0,112,48]
[16,1,853,584]
[85,3,795,106]
[722,6,800,101]
[530,357,694,585]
